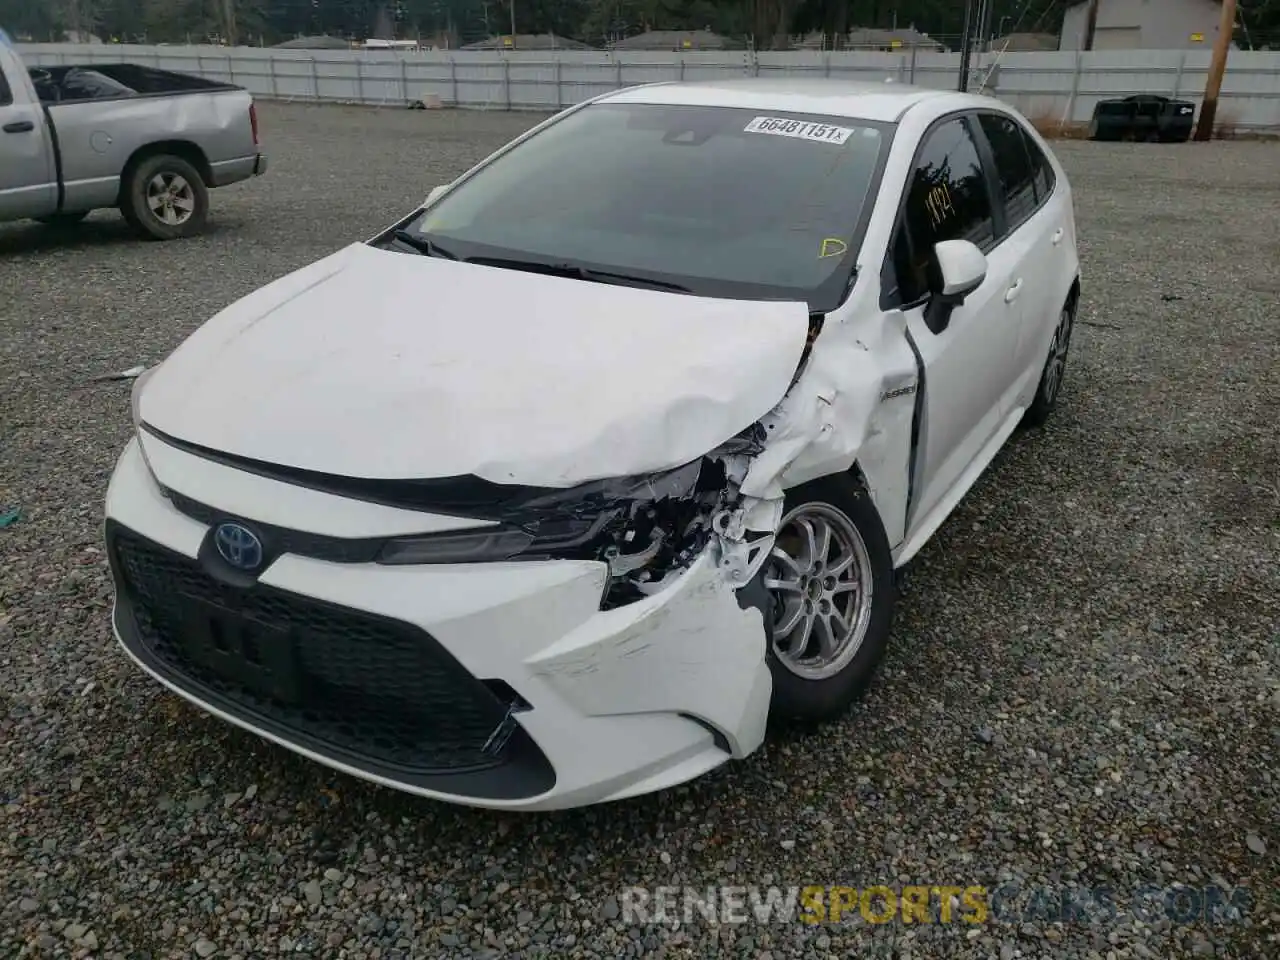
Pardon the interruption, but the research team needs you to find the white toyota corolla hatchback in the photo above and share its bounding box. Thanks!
[106,79,1080,811]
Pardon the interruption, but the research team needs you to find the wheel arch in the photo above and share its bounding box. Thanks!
[117,141,214,204]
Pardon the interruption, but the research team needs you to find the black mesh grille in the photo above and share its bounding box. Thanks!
[111,528,514,776]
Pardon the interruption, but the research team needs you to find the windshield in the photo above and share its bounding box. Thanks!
[398,102,893,311]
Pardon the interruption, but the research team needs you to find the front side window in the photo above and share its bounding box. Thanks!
[977,113,1038,229]
[889,116,996,304]
[399,102,892,311]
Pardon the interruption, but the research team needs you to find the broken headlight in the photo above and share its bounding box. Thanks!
[376,457,734,607]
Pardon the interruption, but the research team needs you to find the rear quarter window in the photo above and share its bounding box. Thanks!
[1024,129,1056,204]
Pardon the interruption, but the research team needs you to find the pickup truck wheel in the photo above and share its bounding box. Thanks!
[1023,296,1077,428]
[761,474,895,722]
[121,155,208,240]
[34,211,89,227]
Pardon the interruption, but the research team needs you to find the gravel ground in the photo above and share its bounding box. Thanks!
[1,103,1277,960]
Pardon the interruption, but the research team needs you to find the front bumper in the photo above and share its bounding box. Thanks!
[105,435,772,811]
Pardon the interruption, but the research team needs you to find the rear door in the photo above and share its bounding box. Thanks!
[883,114,1025,533]
[0,59,57,219]
[974,111,1070,397]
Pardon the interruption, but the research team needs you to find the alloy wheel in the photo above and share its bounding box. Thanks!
[147,172,196,227]
[763,502,874,681]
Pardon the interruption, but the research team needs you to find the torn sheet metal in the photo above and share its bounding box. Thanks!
[527,549,772,758]
[138,243,811,488]
[735,308,919,546]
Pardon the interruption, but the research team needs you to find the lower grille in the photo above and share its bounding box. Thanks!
[108,523,554,797]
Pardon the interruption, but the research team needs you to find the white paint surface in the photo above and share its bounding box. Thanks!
[140,243,811,487]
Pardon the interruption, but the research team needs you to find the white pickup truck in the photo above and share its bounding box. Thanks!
[0,35,266,239]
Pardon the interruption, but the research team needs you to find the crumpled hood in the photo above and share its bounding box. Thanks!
[140,243,811,487]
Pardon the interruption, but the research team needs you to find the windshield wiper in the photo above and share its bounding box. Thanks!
[391,230,459,260]
[465,256,690,293]
[579,267,691,294]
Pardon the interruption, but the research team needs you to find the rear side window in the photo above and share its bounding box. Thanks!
[0,68,12,107]
[978,113,1039,228]
[890,116,996,304]
[1024,129,1056,203]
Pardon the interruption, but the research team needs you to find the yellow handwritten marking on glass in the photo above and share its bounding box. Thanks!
[820,238,849,259]
[924,183,955,230]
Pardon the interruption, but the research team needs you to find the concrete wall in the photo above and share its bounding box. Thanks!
[16,43,1280,133]
[1060,0,1227,51]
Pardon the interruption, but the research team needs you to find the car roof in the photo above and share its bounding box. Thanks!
[600,78,978,124]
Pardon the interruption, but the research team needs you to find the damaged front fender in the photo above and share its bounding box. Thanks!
[579,307,919,605]
[730,309,919,551]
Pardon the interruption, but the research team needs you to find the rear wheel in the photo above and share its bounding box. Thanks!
[121,154,208,241]
[761,474,895,722]
[1023,296,1077,427]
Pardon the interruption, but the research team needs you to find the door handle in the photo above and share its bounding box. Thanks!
[3,120,35,134]
[1051,228,1065,246]
[1004,279,1024,304]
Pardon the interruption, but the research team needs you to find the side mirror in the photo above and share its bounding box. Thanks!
[423,183,450,206]
[925,239,987,333]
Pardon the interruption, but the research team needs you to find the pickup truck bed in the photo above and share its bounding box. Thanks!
[0,40,266,239]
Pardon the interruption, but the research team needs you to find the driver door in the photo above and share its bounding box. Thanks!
[884,114,1024,537]
[0,66,56,219]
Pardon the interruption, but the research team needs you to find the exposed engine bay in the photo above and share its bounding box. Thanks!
[416,425,778,611]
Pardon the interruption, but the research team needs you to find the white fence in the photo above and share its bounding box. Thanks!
[17,43,1280,132]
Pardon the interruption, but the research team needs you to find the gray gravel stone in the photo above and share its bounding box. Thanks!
[0,104,1276,959]
[301,879,323,906]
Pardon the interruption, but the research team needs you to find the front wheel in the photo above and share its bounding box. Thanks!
[761,474,896,722]
[121,154,209,241]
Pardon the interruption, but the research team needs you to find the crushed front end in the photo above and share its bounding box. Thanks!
[105,429,781,811]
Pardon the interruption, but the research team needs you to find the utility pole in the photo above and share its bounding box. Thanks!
[510,0,517,47]
[978,0,995,50]
[1194,0,1238,141]
[957,0,977,91]
[1083,0,1100,50]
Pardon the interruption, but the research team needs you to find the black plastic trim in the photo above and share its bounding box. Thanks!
[899,325,928,532]
[107,520,557,801]
[41,104,66,212]
[167,489,387,569]
[142,424,546,520]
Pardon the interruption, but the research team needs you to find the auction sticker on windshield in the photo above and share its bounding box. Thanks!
[743,116,854,144]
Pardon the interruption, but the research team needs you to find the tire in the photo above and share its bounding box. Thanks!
[1023,294,1077,428]
[759,473,896,722]
[120,154,208,241]
[34,211,89,227]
